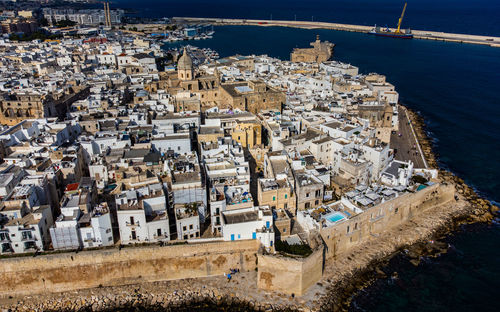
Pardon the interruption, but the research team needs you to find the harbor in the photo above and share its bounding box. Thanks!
[172,17,500,47]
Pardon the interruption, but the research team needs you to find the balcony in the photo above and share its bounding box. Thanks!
[125,221,140,227]
[153,234,168,240]
[23,241,37,251]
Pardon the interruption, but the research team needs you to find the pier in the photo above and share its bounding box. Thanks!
[172,17,500,47]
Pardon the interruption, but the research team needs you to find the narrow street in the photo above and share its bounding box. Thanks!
[390,106,427,168]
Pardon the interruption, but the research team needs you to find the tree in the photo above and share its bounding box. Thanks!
[55,19,77,28]
[39,17,49,27]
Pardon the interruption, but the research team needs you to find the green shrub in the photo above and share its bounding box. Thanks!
[411,175,428,184]
[275,240,312,257]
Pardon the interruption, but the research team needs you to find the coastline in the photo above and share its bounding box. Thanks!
[2,105,497,311]
[319,104,498,311]
[172,17,500,48]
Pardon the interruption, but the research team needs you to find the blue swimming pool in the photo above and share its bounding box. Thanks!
[324,212,347,224]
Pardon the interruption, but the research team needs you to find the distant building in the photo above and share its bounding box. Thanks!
[291,35,335,63]
[0,18,38,35]
[42,8,123,26]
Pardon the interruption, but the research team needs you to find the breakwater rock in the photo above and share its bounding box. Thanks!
[2,274,311,312]
[4,285,303,312]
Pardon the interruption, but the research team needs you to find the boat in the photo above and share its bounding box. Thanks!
[370,2,413,39]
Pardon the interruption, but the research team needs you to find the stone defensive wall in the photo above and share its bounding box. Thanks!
[320,183,455,258]
[257,246,324,296]
[0,239,260,298]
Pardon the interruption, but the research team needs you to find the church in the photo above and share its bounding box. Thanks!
[150,48,286,114]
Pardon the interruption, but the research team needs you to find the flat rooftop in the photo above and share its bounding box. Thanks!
[223,210,259,225]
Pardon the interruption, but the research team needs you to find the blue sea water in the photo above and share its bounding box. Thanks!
[115,0,500,36]
[113,1,500,311]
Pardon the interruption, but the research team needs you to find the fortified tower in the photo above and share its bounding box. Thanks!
[290,35,335,63]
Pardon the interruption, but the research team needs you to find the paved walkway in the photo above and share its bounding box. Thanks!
[390,106,427,168]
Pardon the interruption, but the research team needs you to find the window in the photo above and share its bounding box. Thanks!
[315,200,319,205]
[347,226,350,233]
[189,224,193,230]
[130,216,134,225]
[305,203,310,209]
[354,223,358,230]
[183,226,187,231]
[184,235,188,240]
[395,207,399,214]
[306,193,310,198]
[283,228,286,233]
[284,203,287,209]
[272,196,276,201]
[284,194,288,199]
[177,146,181,151]
[157,229,162,236]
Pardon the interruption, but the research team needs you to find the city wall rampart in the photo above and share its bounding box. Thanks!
[321,183,455,258]
[0,184,455,299]
[0,240,259,298]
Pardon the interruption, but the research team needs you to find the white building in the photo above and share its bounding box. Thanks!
[221,206,274,248]
[380,160,414,187]
[1,205,53,254]
[116,183,170,244]
[174,202,204,240]
[77,203,114,248]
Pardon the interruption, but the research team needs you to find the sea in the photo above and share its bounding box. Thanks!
[114,1,500,311]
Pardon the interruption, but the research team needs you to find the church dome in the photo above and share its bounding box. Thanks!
[178,47,193,70]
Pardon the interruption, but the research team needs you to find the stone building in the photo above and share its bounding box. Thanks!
[291,35,335,63]
[0,18,38,34]
[295,172,324,211]
[231,120,262,148]
[159,49,284,113]
[0,87,89,126]
[258,178,296,212]
[218,80,285,114]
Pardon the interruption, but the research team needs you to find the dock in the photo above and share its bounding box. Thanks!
[172,17,500,47]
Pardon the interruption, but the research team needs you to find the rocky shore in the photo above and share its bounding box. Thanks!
[404,107,439,168]
[1,275,305,312]
[315,106,498,311]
